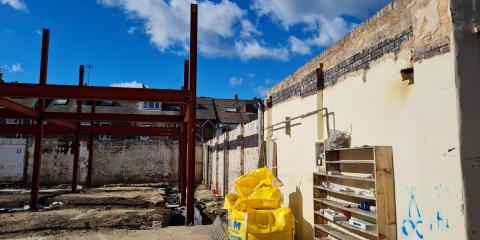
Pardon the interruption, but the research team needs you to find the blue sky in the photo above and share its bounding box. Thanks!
[0,0,389,99]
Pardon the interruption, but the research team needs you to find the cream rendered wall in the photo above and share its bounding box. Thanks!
[323,52,465,239]
[265,94,320,240]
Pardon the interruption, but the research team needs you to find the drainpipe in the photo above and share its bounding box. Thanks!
[257,99,265,145]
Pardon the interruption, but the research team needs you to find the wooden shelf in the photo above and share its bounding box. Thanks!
[314,224,361,240]
[314,211,378,238]
[314,172,376,182]
[313,146,397,240]
[335,220,378,238]
[326,160,375,164]
[314,198,377,220]
[314,185,376,201]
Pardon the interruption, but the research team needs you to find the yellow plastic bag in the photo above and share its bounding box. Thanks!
[224,192,239,210]
[232,187,283,211]
[234,168,281,197]
[246,207,294,234]
[228,209,247,240]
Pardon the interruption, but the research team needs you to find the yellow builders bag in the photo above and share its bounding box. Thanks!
[228,209,247,240]
[225,168,294,240]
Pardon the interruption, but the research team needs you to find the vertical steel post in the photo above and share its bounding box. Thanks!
[86,102,95,188]
[179,60,189,206]
[30,28,49,211]
[72,65,84,192]
[186,3,198,225]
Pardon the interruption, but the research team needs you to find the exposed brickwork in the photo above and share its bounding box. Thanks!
[266,0,453,108]
[324,27,413,86]
[271,66,323,105]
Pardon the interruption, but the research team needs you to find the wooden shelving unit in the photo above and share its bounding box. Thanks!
[313,146,397,240]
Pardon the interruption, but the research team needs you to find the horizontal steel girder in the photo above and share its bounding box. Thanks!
[0,83,187,103]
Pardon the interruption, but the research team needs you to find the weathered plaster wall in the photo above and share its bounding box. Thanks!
[6,139,204,185]
[450,0,480,238]
[205,120,260,196]
[0,138,27,182]
[263,0,468,239]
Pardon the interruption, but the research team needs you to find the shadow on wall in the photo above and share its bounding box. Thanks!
[289,185,313,240]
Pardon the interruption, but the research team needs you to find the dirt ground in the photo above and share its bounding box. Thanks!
[0,184,218,240]
[2,226,212,240]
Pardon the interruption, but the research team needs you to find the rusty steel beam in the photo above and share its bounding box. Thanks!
[179,60,189,206]
[31,28,49,211]
[80,125,178,136]
[186,3,198,225]
[0,98,76,130]
[86,101,95,189]
[0,97,38,118]
[0,83,187,103]
[43,112,183,122]
[72,65,84,193]
[0,109,27,118]
[0,124,178,136]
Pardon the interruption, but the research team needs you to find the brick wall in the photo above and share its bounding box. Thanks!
[267,0,452,107]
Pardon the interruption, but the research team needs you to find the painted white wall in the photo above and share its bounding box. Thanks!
[0,139,26,182]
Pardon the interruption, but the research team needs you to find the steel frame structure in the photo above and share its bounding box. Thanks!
[0,4,198,225]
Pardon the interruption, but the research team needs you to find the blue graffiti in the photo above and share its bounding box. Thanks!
[401,187,424,239]
[401,186,451,239]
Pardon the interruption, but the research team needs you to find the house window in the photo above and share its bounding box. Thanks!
[139,123,150,141]
[54,99,69,105]
[142,102,161,110]
[99,122,111,140]
[6,119,20,125]
[225,107,238,113]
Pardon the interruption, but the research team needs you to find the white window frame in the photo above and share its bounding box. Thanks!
[225,107,238,113]
[6,119,20,125]
[142,102,161,110]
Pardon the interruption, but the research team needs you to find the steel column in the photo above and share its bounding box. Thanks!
[72,65,84,192]
[86,102,95,189]
[179,60,189,206]
[186,3,198,225]
[30,28,49,211]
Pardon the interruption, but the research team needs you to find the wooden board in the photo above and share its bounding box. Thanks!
[314,198,377,220]
[315,224,361,240]
[374,146,397,239]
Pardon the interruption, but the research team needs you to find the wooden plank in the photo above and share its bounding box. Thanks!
[314,224,361,240]
[374,146,397,240]
[335,220,378,239]
[326,160,375,164]
[314,185,376,201]
[314,172,376,182]
[314,198,377,220]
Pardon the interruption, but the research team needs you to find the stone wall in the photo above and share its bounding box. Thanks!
[1,138,203,185]
[204,120,260,196]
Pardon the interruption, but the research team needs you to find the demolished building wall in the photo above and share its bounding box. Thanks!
[0,138,203,185]
[264,0,469,239]
[204,120,260,196]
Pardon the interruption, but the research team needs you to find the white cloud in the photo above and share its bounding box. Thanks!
[246,73,255,78]
[229,76,243,87]
[235,40,289,61]
[252,0,386,51]
[254,86,269,98]
[240,19,261,38]
[98,0,254,58]
[251,0,387,29]
[127,26,138,34]
[3,63,23,73]
[110,81,144,88]
[288,36,310,54]
[1,0,27,12]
